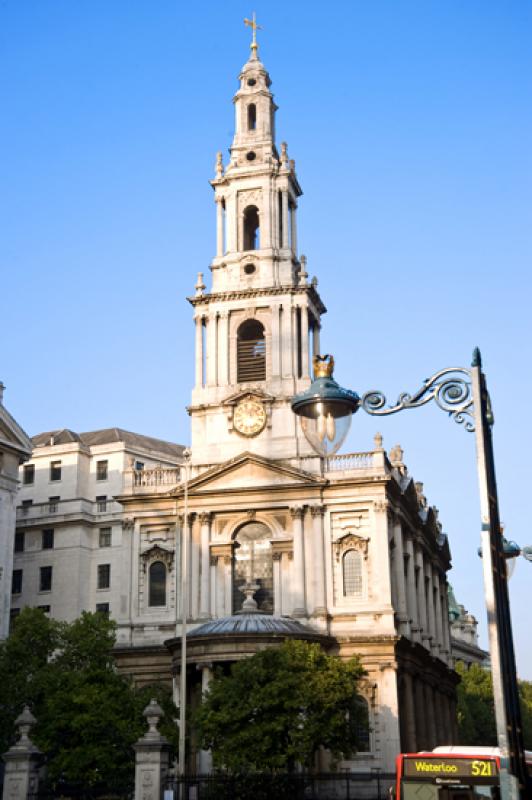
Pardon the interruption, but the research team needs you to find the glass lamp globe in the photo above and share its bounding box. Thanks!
[291,355,360,458]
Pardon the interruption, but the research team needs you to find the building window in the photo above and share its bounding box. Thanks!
[353,696,371,752]
[97,564,111,590]
[96,460,108,481]
[149,561,167,607]
[237,319,266,382]
[49,496,60,513]
[96,603,110,615]
[12,569,23,594]
[42,529,54,550]
[232,522,273,613]
[14,531,25,553]
[40,566,52,592]
[23,464,35,485]
[247,103,257,130]
[135,461,144,471]
[37,605,51,615]
[343,550,363,598]
[50,461,62,482]
[96,495,107,512]
[243,204,260,250]
[99,527,112,548]
[21,499,33,515]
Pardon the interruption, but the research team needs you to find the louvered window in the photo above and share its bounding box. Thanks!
[343,549,363,598]
[237,320,266,382]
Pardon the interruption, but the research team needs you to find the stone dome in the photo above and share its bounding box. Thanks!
[188,613,321,639]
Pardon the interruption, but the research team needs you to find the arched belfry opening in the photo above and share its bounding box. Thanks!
[243,205,260,250]
[232,522,273,613]
[237,319,266,382]
[247,103,257,131]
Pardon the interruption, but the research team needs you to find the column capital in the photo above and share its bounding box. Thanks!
[290,506,304,519]
[199,511,213,525]
[310,504,325,517]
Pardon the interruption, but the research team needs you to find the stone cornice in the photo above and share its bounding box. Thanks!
[187,285,326,315]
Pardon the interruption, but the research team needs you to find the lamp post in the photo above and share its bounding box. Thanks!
[291,350,529,800]
[177,448,191,786]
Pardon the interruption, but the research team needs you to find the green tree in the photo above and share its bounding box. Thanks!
[194,639,367,772]
[456,662,532,750]
[0,608,177,797]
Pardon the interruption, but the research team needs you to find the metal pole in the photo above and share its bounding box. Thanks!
[178,450,190,786]
[471,351,527,800]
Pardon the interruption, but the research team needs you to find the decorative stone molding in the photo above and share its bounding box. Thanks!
[209,555,218,567]
[271,539,293,561]
[246,509,256,520]
[334,532,369,562]
[122,517,135,531]
[290,506,304,519]
[141,544,174,572]
[199,511,213,525]
[373,499,388,513]
[210,543,233,563]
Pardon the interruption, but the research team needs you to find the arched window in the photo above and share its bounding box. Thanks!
[243,205,260,250]
[232,522,273,613]
[247,103,257,131]
[149,561,166,607]
[343,549,363,598]
[352,696,371,752]
[237,319,266,382]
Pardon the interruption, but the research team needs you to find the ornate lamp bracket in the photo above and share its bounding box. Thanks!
[361,366,476,433]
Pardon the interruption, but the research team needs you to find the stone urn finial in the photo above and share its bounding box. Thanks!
[15,706,37,747]
[238,582,260,612]
[374,432,383,450]
[142,699,164,741]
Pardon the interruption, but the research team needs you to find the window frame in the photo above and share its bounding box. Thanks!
[99,527,112,548]
[14,531,25,553]
[42,529,55,550]
[97,563,111,590]
[148,560,167,607]
[23,464,35,485]
[96,460,108,481]
[39,565,53,593]
[12,569,23,594]
[50,461,62,482]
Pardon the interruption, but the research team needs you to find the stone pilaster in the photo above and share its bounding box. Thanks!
[198,513,213,619]
[310,505,326,616]
[290,506,306,617]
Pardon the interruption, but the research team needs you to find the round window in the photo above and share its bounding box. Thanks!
[244,263,256,275]
[247,78,256,87]
[246,151,256,161]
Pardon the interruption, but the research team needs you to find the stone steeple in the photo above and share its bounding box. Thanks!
[188,45,326,467]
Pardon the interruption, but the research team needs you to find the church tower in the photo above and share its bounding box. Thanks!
[189,37,325,466]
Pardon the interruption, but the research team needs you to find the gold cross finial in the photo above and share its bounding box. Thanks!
[244,12,262,55]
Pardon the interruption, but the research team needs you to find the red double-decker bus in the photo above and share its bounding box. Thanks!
[395,746,532,799]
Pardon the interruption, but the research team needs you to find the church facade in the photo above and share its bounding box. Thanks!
[11,39,463,773]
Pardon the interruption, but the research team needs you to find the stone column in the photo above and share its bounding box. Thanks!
[300,302,309,378]
[273,552,282,615]
[404,537,419,642]
[206,314,217,386]
[281,303,293,379]
[414,677,427,749]
[194,314,203,389]
[2,707,43,800]
[441,587,452,659]
[312,321,321,361]
[433,570,444,658]
[415,546,429,646]
[134,700,171,800]
[392,520,410,636]
[271,302,281,379]
[425,684,437,749]
[218,311,229,386]
[215,197,224,257]
[198,513,212,619]
[223,555,232,615]
[310,505,326,616]
[402,673,417,752]
[210,555,218,617]
[198,665,213,774]
[290,507,306,617]
[290,203,297,255]
[281,190,289,248]
[425,562,437,655]
[190,515,200,620]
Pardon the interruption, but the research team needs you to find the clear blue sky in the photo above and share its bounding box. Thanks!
[2,1,532,678]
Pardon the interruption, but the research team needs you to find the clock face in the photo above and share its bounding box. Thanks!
[233,398,266,437]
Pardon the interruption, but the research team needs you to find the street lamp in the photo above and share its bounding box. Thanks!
[291,350,529,800]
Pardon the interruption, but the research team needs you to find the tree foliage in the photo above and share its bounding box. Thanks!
[456,661,532,750]
[194,639,367,772]
[0,608,177,797]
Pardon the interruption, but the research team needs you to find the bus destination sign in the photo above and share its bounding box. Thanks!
[403,757,498,782]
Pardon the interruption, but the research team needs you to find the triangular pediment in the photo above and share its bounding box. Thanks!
[181,452,324,495]
[0,404,32,460]
[222,389,276,407]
